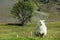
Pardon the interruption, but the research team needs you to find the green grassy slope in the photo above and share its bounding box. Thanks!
[0,22,60,40]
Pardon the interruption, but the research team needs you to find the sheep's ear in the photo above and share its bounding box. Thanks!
[43,20,45,21]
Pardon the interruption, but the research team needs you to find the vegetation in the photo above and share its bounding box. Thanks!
[0,22,60,40]
[11,0,35,25]
[0,0,60,40]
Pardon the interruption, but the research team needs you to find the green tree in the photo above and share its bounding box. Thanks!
[11,0,34,26]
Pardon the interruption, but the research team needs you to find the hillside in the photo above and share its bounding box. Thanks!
[0,0,60,24]
[37,0,60,21]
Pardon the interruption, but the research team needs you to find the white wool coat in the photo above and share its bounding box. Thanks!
[34,20,47,36]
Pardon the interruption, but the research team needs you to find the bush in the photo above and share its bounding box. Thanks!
[11,0,34,26]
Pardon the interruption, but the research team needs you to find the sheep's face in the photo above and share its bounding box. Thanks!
[39,20,45,25]
[39,22,42,26]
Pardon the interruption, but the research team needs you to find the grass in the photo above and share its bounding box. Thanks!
[0,22,60,40]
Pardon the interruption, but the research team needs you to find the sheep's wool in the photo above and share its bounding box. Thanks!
[34,20,47,37]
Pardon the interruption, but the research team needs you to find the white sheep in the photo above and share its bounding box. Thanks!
[34,20,47,37]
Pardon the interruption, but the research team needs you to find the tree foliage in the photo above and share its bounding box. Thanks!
[11,0,35,26]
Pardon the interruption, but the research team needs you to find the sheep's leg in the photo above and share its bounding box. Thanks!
[39,33,44,37]
[34,32,40,37]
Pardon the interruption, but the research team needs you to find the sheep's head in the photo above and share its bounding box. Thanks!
[39,20,45,25]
